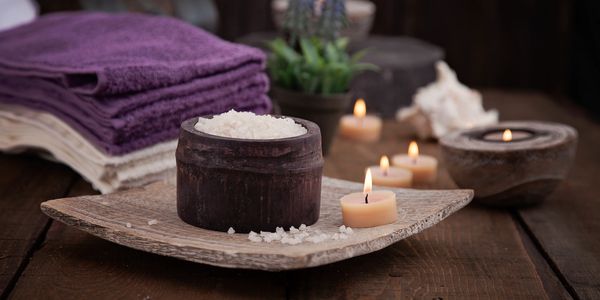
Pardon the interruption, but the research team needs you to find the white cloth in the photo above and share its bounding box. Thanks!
[397,61,499,140]
[0,104,176,194]
[0,0,37,31]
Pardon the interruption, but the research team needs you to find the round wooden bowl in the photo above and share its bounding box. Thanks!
[439,121,577,207]
[176,116,324,233]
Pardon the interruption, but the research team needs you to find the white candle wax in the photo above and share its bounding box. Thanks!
[340,169,398,228]
[339,99,382,142]
[392,141,438,183]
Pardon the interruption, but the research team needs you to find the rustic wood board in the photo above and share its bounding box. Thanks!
[40,177,472,271]
[0,154,76,298]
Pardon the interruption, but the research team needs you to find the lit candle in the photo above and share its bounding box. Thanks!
[370,155,413,188]
[339,99,382,142]
[392,141,438,183]
[482,129,533,142]
[340,169,398,228]
[503,129,512,141]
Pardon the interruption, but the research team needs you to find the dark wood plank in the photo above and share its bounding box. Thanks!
[7,91,582,299]
[9,178,287,300]
[483,91,600,299]
[0,154,76,298]
[299,119,556,299]
[513,213,573,300]
[288,208,548,299]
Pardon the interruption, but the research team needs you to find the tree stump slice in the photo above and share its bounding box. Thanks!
[40,177,472,271]
[350,36,444,118]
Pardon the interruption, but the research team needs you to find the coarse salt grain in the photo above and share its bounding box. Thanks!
[194,110,307,140]
[227,227,235,234]
[289,226,299,234]
[147,219,158,225]
[245,224,355,245]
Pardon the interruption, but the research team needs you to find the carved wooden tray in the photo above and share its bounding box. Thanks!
[40,177,472,271]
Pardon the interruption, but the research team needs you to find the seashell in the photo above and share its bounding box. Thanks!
[397,61,498,139]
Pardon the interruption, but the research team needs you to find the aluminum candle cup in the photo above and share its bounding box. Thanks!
[176,116,324,233]
[440,121,577,207]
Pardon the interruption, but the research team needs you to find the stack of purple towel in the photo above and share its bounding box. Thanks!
[0,12,271,155]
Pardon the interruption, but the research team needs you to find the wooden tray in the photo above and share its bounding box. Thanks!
[40,177,472,271]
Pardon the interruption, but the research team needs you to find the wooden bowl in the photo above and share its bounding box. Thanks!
[176,116,324,233]
[439,121,577,207]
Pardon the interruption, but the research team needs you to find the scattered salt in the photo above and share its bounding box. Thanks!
[227,227,235,234]
[147,219,158,226]
[248,236,262,243]
[194,110,307,139]
[125,222,132,228]
[245,224,355,245]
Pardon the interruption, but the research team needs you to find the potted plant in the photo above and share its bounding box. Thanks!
[267,0,377,155]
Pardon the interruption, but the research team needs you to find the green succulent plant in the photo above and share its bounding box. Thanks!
[268,37,377,95]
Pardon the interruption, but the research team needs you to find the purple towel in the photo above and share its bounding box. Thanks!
[0,92,271,155]
[0,12,266,96]
[0,12,272,155]
[0,73,269,133]
[0,76,269,144]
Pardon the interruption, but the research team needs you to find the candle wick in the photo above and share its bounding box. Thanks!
[365,193,369,204]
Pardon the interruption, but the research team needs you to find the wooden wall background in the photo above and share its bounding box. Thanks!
[215,0,574,97]
[38,0,596,114]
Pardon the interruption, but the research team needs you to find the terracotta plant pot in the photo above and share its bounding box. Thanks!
[270,86,353,155]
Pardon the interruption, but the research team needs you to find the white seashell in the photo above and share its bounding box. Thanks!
[397,61,499,139]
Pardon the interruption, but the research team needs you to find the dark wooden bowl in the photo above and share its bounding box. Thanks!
[176,116,324,232]
[440,121,577,207]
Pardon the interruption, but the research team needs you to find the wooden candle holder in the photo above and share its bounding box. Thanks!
[440,121,577,207]
[176,116,324,232]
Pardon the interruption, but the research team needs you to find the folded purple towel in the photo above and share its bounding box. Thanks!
[0,12,273,155]
[0,92,271,155]
[0,12,266,96]
[0,73,269,134]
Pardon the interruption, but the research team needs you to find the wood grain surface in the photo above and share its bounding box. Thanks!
[40,177,472,271]
[491,91,600,299]
[2,90,598,299]
[0,154,76,299]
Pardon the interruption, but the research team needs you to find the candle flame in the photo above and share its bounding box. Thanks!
[353,99,366,118]
[408,141,419,159]
[364,168,372,194]
[502,129,512,142]
[380,155,390,175]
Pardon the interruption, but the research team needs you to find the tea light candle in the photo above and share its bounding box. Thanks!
[339,99,382,142]
[482,129,533,142]
[370,156,413,188]
[392,141,438,183]
[340,169,398,228]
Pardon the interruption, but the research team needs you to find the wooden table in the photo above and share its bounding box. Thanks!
[1,90,599,299]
